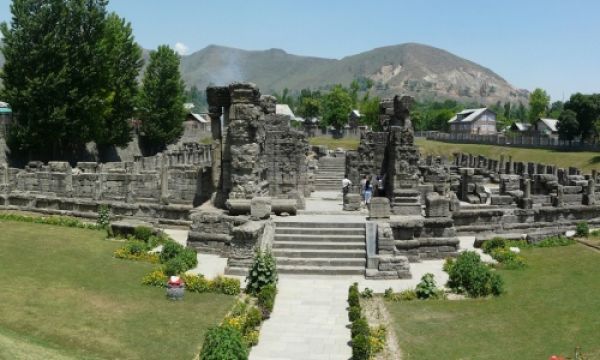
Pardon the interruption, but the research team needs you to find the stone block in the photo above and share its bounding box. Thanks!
[369,197,390,218]
[250,197,272,220]
[490,195,514,205]
[343,193,361,211]
[425,192,450,217]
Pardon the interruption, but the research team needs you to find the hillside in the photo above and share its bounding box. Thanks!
[0,42,529,104]
[180,43,529,104]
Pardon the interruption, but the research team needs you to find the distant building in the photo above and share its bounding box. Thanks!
[534,118,559,139]
[508,122,531,133]
[275,104,297,121]
[185,112,210,133]
[448,108,497,135]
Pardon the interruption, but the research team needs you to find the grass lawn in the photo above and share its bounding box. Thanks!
[309,136,360,150]
[386,244,600,360]
[416,139,600,173]
[0,220,235,360]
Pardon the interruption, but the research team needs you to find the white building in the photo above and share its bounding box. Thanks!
[448,108,497,135]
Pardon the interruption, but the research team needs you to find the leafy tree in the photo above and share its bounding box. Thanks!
[358,94,380,130]
[528,88,550,123]
[503,102,512,120]
[557,109,579,144]
[139,45,186,152]
[1,0,112,158]
[564,93,600,141]
[295,89,321,120]
[321,84,352,132]
[549,101,564,119]
[514,102,527,121]
[185,85,208,113]
[97,13,143,147]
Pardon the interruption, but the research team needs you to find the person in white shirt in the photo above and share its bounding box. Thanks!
[342,175,352,196]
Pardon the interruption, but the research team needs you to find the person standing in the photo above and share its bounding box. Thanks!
[360,175,368,201]
[364,179,373,206]
[342,175,352,196]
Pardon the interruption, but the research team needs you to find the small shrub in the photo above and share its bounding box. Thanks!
[96,205,110,228]
[360,288,373,299]
[481,237,506,254]
[114,240,159,263]
[141,269,167,287]
[199,326,248,360]
[246,251,278,294]
[134,226,154,242]
[243,329,260,348]
[369,325,387,355]
[397,289,417,301]
[182,273,211,293]
[537,235,576,248]
[163,256,188,276]
[348,305,361,322]
[351,317,370,339]
[244,306,263,332]
[212,276,242,295]
[257,283,277,316]
[348,283,360,307]
[223,315,245,332]
[178,247,199,270]
[159,240,184,263]
[590,229,600,237]
[490,247,526,269]
[383,287,394,300]
[446,251,504,297]
[0,213,101,230]
[576,222,589,237]
[415,273,441,300]
[352,333,371,360]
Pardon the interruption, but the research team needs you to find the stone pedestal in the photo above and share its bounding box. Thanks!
[343,193,361,211]
[368,197,391,219]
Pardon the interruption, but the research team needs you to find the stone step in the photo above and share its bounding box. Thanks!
[275,227,364,236]
[314,173,343,178]
[274,233,364,243]
[277,265,365,275]
[276,257,366,267]
[273,248,366,258]
[276,222,364,229]
[273,240,365,250]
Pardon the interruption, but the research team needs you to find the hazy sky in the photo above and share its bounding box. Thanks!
[1,0,599,101]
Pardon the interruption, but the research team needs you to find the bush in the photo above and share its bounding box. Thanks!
[481,237,506,254]
[141,269,167,287]
[97,205,110,228]
[257,283,277,316]
[159,240,185,263]
[360,288,373,299]
[383,287,394,300]
[134,226,154,242]
[351,317,370,339]
[446,251,504,297]
[369,325,387,355]
[536,235,576,248]
[243,330,259,348]
[351,333,371,360]
[163,256,188,276]
[576,222,589,237]
[114,240,159,263]
[199,326,248,360]
[415,273,442,299]
[244,306,263,332]
[212,276,242,295]
[490,247,526,270]
[246,251,277,294]
[348,305,361,322]
[0,212,101,230]
[182,273,211,293]
[348,282,360,307]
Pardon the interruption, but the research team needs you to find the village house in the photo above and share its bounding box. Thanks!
[533,118,559,139]
[448,108,497,135]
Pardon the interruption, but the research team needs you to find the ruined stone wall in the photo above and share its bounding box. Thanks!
[345,132,388,187]
[0,143,212,223]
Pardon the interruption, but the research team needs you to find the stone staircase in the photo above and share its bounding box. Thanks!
[272,221,366,275]
[314,156,346,191]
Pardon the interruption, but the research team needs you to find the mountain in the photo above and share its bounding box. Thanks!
[0,42,528,104]
[179,43,528,104]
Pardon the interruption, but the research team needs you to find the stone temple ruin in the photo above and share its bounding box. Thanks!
[2,82,600,279]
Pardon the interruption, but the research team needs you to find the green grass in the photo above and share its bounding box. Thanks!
[386,245,600,360]
[0,220,234,360]
[416,139,600,172]
[309,136,359,150]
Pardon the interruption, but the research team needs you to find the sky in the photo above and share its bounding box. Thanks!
[1,0,599,101]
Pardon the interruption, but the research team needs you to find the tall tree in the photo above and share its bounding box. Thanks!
[564,93,600,141]
[528,88,550,123]
[1,0,111,158]
[139,45,185,152]
[358,93,380,130]
[97,13,143,147]
[557,109,579,144]
[549,101,564,119]
[321,85,352,132]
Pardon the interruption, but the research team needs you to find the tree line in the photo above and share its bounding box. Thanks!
[0,0,186,159]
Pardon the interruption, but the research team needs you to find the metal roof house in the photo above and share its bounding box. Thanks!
[534,118,559,139]
[275,104,297,121]
[448,108,497,135]
[508,122,531,133]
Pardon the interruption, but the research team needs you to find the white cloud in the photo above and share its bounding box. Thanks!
[174,42,189,56]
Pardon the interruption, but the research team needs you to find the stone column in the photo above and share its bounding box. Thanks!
[584,179,596,205]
